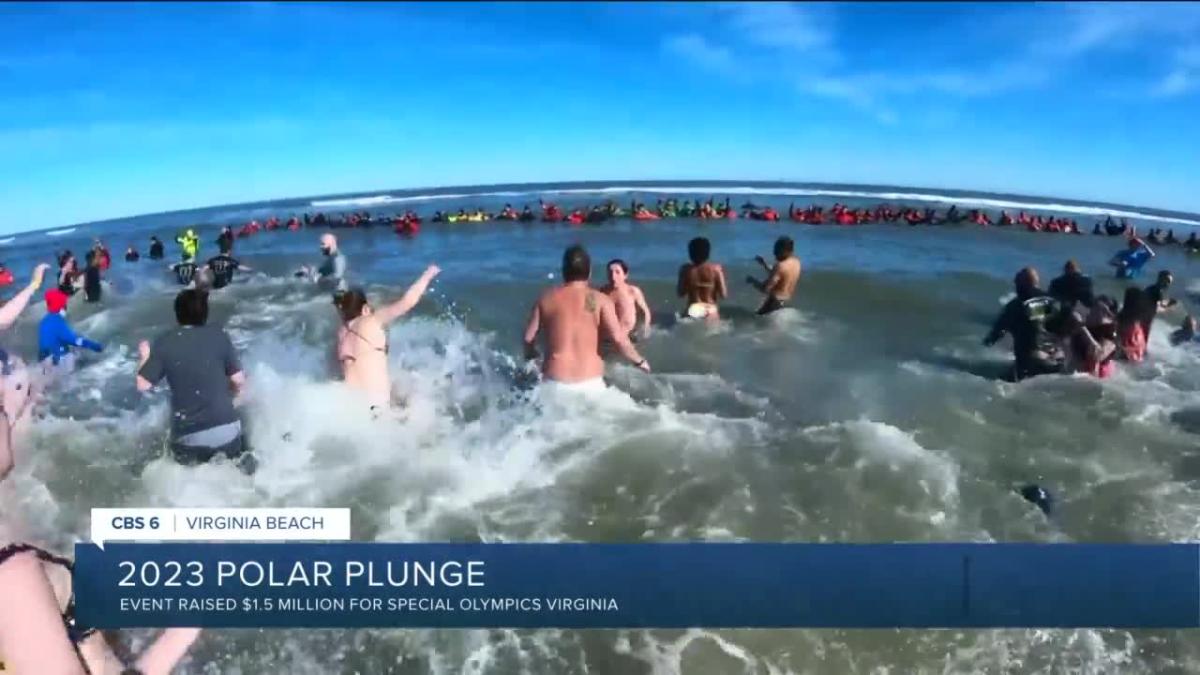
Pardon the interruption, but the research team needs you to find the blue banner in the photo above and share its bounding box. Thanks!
[73,543,1199,629]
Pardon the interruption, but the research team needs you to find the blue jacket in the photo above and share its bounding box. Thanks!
[38,312,101,363]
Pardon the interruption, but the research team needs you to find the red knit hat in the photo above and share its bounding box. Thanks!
[45,288,69,313]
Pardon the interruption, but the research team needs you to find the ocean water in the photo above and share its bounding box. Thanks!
[3,181,1200,674]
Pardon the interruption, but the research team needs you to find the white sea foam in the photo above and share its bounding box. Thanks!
[0,236,15,245]
[45,227,77,236]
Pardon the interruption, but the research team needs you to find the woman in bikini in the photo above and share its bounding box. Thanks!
[1,362,201,674]
[334,264,440,410]
[677,237,726,321]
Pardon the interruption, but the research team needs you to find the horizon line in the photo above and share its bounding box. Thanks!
[9,178,1200,239]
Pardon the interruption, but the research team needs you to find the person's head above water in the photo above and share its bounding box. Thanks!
[1155,270,1173,289]
[174,288,209,326]
[1013,267,1039,295]
[688,237,712,265]
[562,245,591,283]
[1064,259,1081,275]
[335,288,370,322]
[1181,315,1198,335]
[607,259,629,285]
[320,233,338,255]
[1118,286,1148,323]
[773,236,794,261]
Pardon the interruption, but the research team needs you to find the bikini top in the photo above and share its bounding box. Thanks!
[341,321,389,359]
[0,543,95,647]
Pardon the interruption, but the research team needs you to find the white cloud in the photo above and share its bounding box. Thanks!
[1154,70,1196,97]
[1151,44,1200,97]
[665,3,1200,121]
[661,33,735,74]
[715,2,831,52]
[1054,2,1200,56]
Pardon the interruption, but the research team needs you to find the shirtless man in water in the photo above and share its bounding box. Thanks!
[524,245,650,387]
[677,237,727,321]
[746,236,801,315]
[602,259,652,339]
[335,264,440,409]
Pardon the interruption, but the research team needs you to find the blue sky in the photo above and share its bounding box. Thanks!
[1,2,1199,232]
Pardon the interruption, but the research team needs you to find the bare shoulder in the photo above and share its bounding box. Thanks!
[630,284,648,299]
[590,288,616,310]
[536,286,558,306]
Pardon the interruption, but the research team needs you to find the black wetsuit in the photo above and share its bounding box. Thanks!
[206,254,241,289]
[125,251,140,262]
[1142,283,1172,340]
[83,264,102,303]
[149,241,165,260]
[985,289,1061,381]
[173,261,198,286]
[1048,271,1095,309]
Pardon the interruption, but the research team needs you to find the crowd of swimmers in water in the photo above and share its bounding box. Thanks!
[983,236,1199,383]
[1,195,1198,670]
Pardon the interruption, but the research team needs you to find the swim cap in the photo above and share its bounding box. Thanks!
[45,288,69,313]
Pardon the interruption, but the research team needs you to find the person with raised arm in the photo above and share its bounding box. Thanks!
[334,264,441,411]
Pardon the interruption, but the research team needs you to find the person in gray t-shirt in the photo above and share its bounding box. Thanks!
[136,289,248,466]
[296,232,348,293]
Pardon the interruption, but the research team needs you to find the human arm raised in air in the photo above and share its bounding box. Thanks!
[0,264,49,330]
[374,264,441,325]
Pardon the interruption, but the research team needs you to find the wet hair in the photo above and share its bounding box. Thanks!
[1157,270,1173,285]
[774,236,794,259]
[1064,259,1080,274]
[335,288,369,322]
[1118,287,1149,324]
[219,239,233,254]
[85,251,95,265]
[607,259,628,274]
[174,289,209,326]
[687,237,711,265]
[562,245,591,282]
